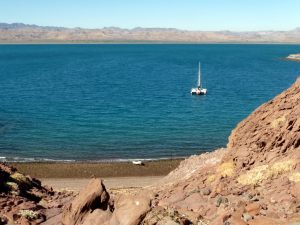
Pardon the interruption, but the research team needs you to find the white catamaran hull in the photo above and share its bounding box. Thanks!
[191,88,207,95]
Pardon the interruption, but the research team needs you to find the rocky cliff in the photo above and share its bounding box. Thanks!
[152,77,300,225]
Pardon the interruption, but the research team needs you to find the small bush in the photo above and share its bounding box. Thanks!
[18,210,39,220]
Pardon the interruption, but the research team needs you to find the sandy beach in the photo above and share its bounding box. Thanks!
[10,159,181,190]
[12,159,181,178]
[41,176,163,192]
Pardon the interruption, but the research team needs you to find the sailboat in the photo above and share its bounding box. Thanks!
[191,62,207,95]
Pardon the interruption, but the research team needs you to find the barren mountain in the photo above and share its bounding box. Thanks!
[1,23,300,43]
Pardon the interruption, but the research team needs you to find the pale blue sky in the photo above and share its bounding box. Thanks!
[0,0,299,31]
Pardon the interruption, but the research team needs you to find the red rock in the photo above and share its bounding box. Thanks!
[35,214,46,224]
[17,201,37,210]
[235,201,246,214]
[82,209,111,225]
[204,205,219,219]
[178,193,205,212]
[201,187,211,195]
[4,206,11,212]
[164,191,185,204]
[16,199,24,205]
[290,183,300,200]
[0,216,8,224]
[0,201,7,208]
[44,207,63,220]
[41,213,62,225]
[265,210,281,219]
[209,212,231,225]
[224,78,300,172]
[230,212,247,225]
[141,206,191,225]
[19,217,30,225]
[245,202,261,216]
[62,178,110,225]
[110,192,151,225]
[247,216,280,225]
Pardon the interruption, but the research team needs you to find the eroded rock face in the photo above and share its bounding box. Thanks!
[62,178,110,225]
[225,77,300,171]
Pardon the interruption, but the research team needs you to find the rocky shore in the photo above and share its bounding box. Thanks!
[0,163,75,224]
[1,77,300,224]
[287,54,300,61]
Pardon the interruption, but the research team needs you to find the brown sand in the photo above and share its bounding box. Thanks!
[41,176,163,192]
[11,159,182,178]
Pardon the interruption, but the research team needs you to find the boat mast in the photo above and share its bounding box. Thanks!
[197,62,201,88]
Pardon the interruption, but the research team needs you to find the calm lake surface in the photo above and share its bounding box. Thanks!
[0,44,300,161]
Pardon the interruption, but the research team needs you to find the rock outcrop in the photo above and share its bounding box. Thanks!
[225,77,300,169]
[0,163,73,224]
[62,178,151,225]
[62,178,110,225]
[109,192,151,225]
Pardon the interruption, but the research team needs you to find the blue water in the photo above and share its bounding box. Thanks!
[0,44,300,161]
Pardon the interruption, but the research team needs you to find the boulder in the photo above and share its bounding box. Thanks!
[110,192,151,225]
[62,178,110,225]
[82,209,112,225]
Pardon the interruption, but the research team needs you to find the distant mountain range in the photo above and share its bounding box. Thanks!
[0,22,300,43]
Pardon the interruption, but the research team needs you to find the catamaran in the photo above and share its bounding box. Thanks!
[191,62,207,95]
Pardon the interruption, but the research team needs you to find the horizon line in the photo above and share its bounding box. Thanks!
[1,22,299,33]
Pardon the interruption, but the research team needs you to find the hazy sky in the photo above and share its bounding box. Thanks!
[1,0,299,31]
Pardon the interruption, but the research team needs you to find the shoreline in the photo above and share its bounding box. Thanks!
[10,159,182,178]
[41,176,163,192]
[0,155,185,163]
